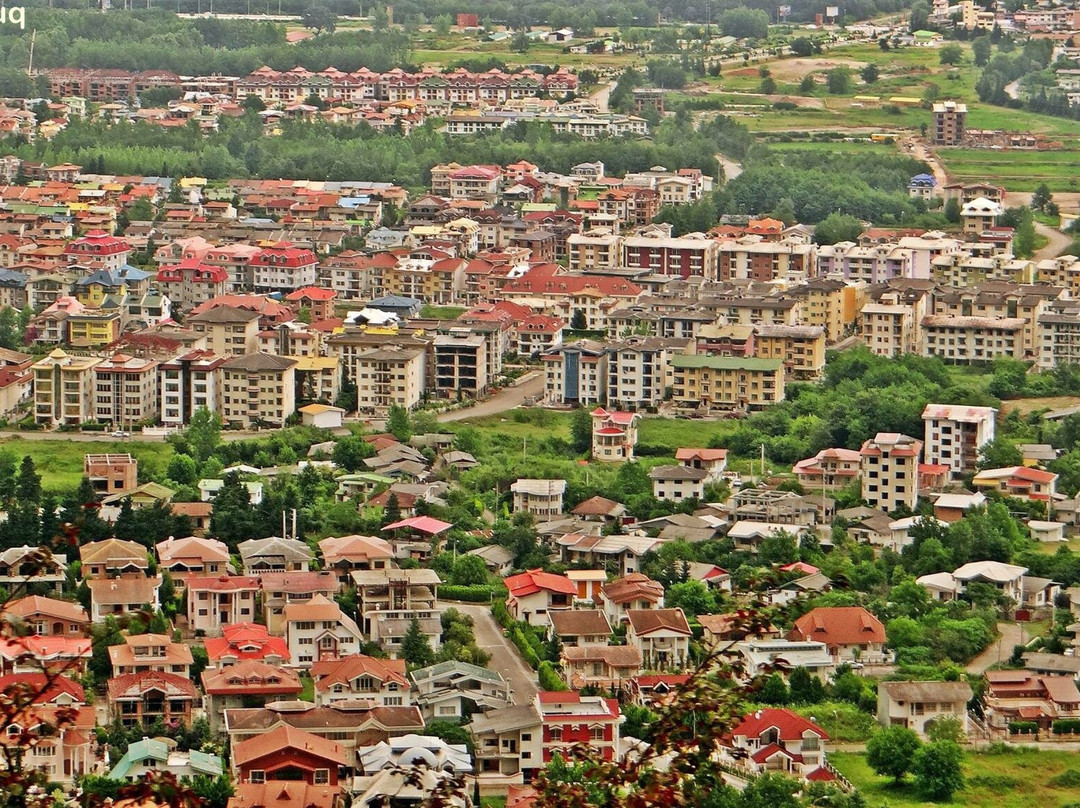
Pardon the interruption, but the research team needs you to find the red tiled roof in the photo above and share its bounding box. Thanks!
[310,654,408,690]
[730,708,828,742]
[505,569,577,598]
[0,673,84,704]
[787,606,886,646]
[233,724,348,767]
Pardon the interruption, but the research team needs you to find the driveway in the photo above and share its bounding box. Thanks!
[437,372,545,423]
[966,622,1027,674]
[450,602,539,706]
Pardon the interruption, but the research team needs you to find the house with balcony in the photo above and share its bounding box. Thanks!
[972,466,1058,502]
[284,594,363,668]
[560,645,643,690]
[310,654,410,707]
[231,724,349,786]
[409,661,511,723]
[107,670,198,729]
[510,479,567,518]
[538,691,621,764]
[107,737,224,782]
[505,569,576,627]
[590,407,639,462]
[79,537,149,579]
[721,708,831,781]
[600,573,665,626]
[186,575,260,636]
[548,610,612,647]
[0,674,95,785]
[983,671,1080,729]
[317,534,395,587]
[108,633,193,676]
[877,680,973,736]
[204,622,291,669]
[202,660,303,733]
[258,570,339,634]
[793,448,862,492]
[786,607,888,664]
[625,608,693,669]
[352,568,442,653]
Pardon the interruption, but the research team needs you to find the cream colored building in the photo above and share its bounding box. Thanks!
[219,353,297,428]
[567,230,621,271]
[93,353,160,426]
[670,355,785,411]
[351,345,426,411]
[32,348,102,426]
[920,315,1026,363]
[753,324,826,380]
[860,432,922,513]
[861,297,919,357]
[187,305,260,356]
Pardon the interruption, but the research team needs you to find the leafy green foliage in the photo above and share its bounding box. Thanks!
[867,726,922,782]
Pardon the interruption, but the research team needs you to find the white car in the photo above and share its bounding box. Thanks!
[112,430,131,438]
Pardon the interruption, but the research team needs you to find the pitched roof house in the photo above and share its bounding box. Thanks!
[505,569,576,627]
[204,622,291,669]
[310,654,410,707]
[722,708,831,782]
[786,606,888,663]
[232,724,349,785]
[202,660,304,733]
[625,608,693,669]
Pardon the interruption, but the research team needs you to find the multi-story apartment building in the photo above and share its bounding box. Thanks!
[351,344,426,411]
[159,350,226,427]
[961,197,1004,234]
[249,243,318,294]
[32,348,102,426]
[860,432,922,512]
[219,353,297,428]
[93,353,159,426]
[605,337,681,410]
[621,229,719,279]
[716,237,816,283]
[922,403,997,480]
[187,305,260,356]
[542,340,609,406]
[538,692,621,764]
[920,315,1026,363]
[433,330,489,398]
[510,479,567,518]
[816,242,915,283]
[204,244,262,292]
[786,278,862,343]
[670,355,785,411]
[566,230,620,271]
[752,324,826,380]
[932,283,1063,360]
[187,575,260,636]
[859,281,936,357]
[931,100,966,145]
[1038,299,1080,369]
[62,229,131,270]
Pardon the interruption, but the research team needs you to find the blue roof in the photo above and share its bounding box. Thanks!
[370,295,422,308]
[909,173,936,186]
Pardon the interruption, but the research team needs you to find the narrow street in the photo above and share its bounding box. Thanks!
[450,602,539,707]
[965,622,1026,674]
[436,372,544,423]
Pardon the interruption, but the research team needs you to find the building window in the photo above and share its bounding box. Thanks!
[250,771,265,784]
[314,769,329,785]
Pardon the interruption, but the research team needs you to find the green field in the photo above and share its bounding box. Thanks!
[831,747,1080,808]
[762,140,902,156]
[0,438,174,492]
[937,148,1080,193]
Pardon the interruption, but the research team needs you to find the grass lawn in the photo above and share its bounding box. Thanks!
[1033,535,1080,554]
[831,747,1080,808]
[944,365,994,393]
[936,148,1080,193]
[0,437,174,493]
[762,140,902,156]
[421,305,468,320]
[479,799,506,808]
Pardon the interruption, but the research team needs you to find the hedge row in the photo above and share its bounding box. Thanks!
[1052,719,1080,734]
[1008,721,1039,735]
[440,584,503,602]
[539,660,567,691]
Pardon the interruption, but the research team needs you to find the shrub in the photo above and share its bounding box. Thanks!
[491,600,513,629]
[440,584,503,602]
[510,626,540,669]
[538,660,567,691]
[1050,770,1080,788]
[773,101,797,110]
[1008,721,1039,735]
[1054,719,1080,734]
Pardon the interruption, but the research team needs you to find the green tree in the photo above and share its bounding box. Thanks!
[387,404,412,442]
[0,307,17,350]
[301,5,337,33]
[331,435,374,472]
[799,74,816,94]
[401,617,435,668]
[571,407,593,456]
[789,37,815,57]
[1031,182,1053,212]
[972,36,992,66]
[860,63,880,83]
[913,740,964,801]
[910,0,930,31]
[450,554,489,586]
[787,667,824,704]
[759,76,777,94]
[718,7,769,39]
[191,775,234,808]
[813,212,864,245]
[867,726,922,782]
[939,44,964,65]
[977,435,1024,469]
[166,453,198,486]
[570,311,588,330]
[336,366,358,413]
[760,673,789,705]
[826,66,853,94]
[183,407,222,463]
[944,197,961,223]
[664,580,717,617]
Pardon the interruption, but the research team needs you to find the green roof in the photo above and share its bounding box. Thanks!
[670,355,783,371]
[409,659,505,684]
[107,739,223,780]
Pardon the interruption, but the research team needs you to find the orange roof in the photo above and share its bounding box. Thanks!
[233,724,348,767]
[505,569,576,598]
[787,606,886,646]
[310,654,408,690]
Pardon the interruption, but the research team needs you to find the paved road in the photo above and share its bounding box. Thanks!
[436,372,545,423]
[589,81,616,114]
[966,622,1026,674]
[451,602,539,706]
[716,153,743,183]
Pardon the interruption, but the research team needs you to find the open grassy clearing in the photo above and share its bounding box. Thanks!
[1000,395,1080,416]
[831,748,1080,808]
[0,438,174,492]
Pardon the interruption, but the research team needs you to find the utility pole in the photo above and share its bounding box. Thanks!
[27,30,35,78]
